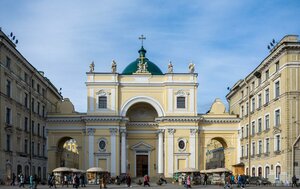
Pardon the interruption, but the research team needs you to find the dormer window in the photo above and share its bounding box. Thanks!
[177,96,185,109]
[98,96,107,109]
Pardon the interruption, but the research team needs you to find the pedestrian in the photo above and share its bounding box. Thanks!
[11,173,16,186]
[203,174,208,185]
[126,173,131,187]
[144,174,150,187]
[19,173,25,188]
[292,175,298,187]
[186,174,191,188]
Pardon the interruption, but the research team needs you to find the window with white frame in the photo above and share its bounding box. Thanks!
[6,107,11,125]
[275,109,280,127]
[251,98,255,112]
[176,96,186,109]
[246,125,249,137]
[275,62,279,72]
[265,88,270,104]
[275,80,280,98]
[258,140,262,154]
[276,165,281,180]
[265,166,270,178]
[246,144,249,156]
[252,167,256,176]
[246,102,249,115]
[252,142,255,156]
[6,79,11,98]
[6,134,11,151]
[258,118,262,133]
[275,134,281,152]
[265,69,269,80]
[98,96,107,109]
[251,121,255,136]
[265,114,270,130]
[265,138,270,153]
[241,146,244,157]
[241,106,244,118]
[258,94,262,108]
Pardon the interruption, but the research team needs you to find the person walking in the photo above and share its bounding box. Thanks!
[186,174,191,188]
[19,173,25,188]
[292,175,298,187]
[11,173,16,186]
[126,173,131,187]
[143,175,150,187]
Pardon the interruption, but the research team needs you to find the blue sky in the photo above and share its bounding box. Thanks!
[1,0,300,113]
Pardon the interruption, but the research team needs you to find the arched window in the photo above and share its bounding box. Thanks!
[276,165,281,180]
[258,167,262,177]
[246,168,249,175]
[252,167,256,176]
[98,96,107,109]
[176,96,185,109]
[265,166,270,178]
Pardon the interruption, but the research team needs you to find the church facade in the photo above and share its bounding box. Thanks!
[47,45,240,178]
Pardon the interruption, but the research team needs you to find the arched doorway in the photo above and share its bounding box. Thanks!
[206,138,228,169]
[56,137,79,168]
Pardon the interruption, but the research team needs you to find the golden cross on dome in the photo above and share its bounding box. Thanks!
[138,34,146,46]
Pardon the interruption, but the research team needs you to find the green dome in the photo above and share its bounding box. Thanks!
[122,46,163,75]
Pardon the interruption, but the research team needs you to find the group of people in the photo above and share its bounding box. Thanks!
[10,173,38,189]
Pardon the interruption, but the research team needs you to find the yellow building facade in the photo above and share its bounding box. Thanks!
[47,46,240,178]
[227,35,300,183]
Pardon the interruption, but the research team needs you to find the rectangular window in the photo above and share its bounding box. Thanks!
[38,124,40,136]
[6,135,11,151]
[32,98,35,112]
[42,105,45,117]
[276,135,281,151]
[6,56,11,69]
[98,96,107,109]
[17,113,21,128]
[251,121,255,135]
[258,77,261,86]
[258,140,262,154]
[42,126,45,138]
[6,80,11,97]
[275,81,280,98]
[32,142,34,155]
[246,144,249,156]
[24,117,28,131]
[275,62,279,72]
[258,94,262,108]
[24,93,28,108]
[24,139,28,153]
[252,142,255,156]
[241,106,244,118]
[24,73,29,83]
[265,115,270,130]
[241,127,244,138]
[42,88,45,97]
[37,143,40,156]
[275,109,280,127]
[251,98,255,112]
[6,108,11,125]
[258,118,262,133]
[31,79,35,88]
[252,81,255,91]
[177,96,186,109]
[37,102,40,115]
[32,121,35,134]
[241,91,244,98]
[266,138,270,153]
[37,84,40,93]
[42,144,45,157]
[246,125,249,137]
[241,146,244,157]
[265,88,269,104]
[265,69,269,80]
[246,102,249,115]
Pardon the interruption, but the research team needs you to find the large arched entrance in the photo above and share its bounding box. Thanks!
[56,137,79,168]
[206,137,228,169]
[125,102,159,177]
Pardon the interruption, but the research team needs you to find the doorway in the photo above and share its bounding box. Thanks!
[136,155,148,177]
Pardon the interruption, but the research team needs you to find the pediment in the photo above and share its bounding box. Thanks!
[130,142,155,151]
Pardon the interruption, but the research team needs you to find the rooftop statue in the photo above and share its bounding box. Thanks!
[89,61,95,73]
[168,61,173,73]
[111,60,117,73]
[189,63,195,73]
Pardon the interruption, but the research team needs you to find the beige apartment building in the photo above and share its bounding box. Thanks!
[226,35,300,183]
[0,28,62,183]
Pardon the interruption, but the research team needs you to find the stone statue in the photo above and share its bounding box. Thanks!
[168,61,173,73]
[142,62,148,72]
[111,60,117,73]
[89,61,95,72]
[188,63,195,73]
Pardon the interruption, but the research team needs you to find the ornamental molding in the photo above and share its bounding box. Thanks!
[46,117,82,123]
[190,129,199,136]
[83,116,123,122]
[200,117,240,123]
[157,116,201,123]
[175,89,189,96]
[109,128,118,135]
[96,89,111,96]
[126,122,158,127]
[87,128,95,136]
[168,128,176,135]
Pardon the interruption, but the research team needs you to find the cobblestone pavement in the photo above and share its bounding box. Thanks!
[0,183,296,189]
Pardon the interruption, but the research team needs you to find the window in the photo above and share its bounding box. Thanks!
[24,73,29,83]
[98,96,107,109]
[252,167,255,176]
[246,102,249,115]
[246,125,249,137]
[275,62,279,72]
[24,117,28,131]
[241,90,244,98]
[265,138,270,153]
[42,88,45,97]
[177,97,185,109]
[98,140,106,151]
[178,139,186,150]
[251,98,255,112]
[246,144,249,156]
[24,139,28,153]
[265,166,270,178]
[241,106,244,118]
[37,84,40,93]
[37,102,40,115]
[32,142,34,155]
[265,69,269,80]
[258,77,261,86]
[6,135,11,151]
[275,109,280,127]
[252,142,255,156]
[275,135,281,152]
[275,81,280,98]
[276,166,281,180]
[6,80,11,97]
[42,144,45,157]
[265,88,269,104]
[251,121,255,136]
[31,79,35,88]
[32,121,35,134]
[6,56,11,69]
[42,106,45,117]
[258,118,262,133]
[258,167,262,177]
[241,146,244,157]
[251,81,255,91]
[38,124,40,136]
[42,126,45,138]
[37,143,40,156]
[265,115,270,130]
[241,127,244,138]
[24,93,28,108]
[258,140,262,154]
[258,94,262,108]
[6,108,11,125]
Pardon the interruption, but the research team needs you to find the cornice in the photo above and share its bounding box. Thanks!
[83,116,123,122]
[47,117,82,123]
[200,117,240,123]
[126,122,158,127]
[157,116,201,122]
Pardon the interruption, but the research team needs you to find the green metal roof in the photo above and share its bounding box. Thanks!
[122,46,163,75]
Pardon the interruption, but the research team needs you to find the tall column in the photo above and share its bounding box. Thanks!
[110,128,118,176]
[120,129,127,174]
[189,129,198,168]
[158,129,164,174]
[167,129,175,177]
[87,128,95,168]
